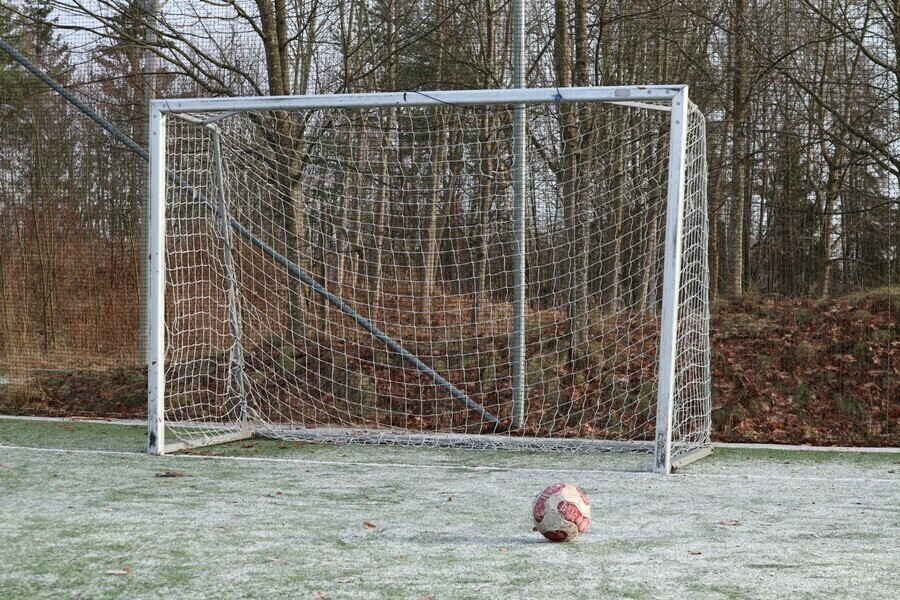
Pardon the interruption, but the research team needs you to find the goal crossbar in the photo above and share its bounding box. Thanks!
[152,85,683,114]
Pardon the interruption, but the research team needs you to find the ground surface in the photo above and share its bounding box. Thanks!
[1,417,898,599]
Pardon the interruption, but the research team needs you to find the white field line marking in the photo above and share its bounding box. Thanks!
[3,416,898,454]
[1,444,897,484]
[675,472,899,484]
[715,442,899,454]
[0,415,147,426]
[0,444,650,476]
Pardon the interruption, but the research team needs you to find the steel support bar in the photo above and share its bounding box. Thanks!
[139,0,159,365]
[671,446,713,470]
[161,429,254,454]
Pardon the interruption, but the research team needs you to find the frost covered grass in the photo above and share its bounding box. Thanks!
[1,418,898,599]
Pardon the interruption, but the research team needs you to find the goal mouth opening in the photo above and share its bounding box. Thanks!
[148,86,711,473]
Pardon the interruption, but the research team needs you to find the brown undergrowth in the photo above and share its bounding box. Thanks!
[2,290,896,446]
[710,288,897,446]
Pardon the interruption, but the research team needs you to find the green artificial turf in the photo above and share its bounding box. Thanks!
[1,417,897,599]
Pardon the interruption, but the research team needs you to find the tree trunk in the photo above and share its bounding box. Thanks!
[638,149,665,313]
[554,0,587,360]
[441,126,465,296]
[420,0,446,319]
[421,112,447,318]
[604,143,626,316]
[371,0,397,313]
[472,0,496,329]
[371,116,395,311]
[472,111,496,328]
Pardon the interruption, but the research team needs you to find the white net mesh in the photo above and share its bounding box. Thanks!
[158,91,709,468]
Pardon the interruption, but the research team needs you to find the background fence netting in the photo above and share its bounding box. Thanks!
[0,74,145,416]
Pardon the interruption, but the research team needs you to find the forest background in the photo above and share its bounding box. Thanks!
[0,0,896,445]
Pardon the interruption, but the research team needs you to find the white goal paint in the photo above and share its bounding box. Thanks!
[147,86,710,473]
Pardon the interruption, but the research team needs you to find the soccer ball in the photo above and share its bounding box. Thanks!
[532,483,590,542]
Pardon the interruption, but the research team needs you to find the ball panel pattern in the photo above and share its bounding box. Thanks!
[532,483,591,542]
[577,488,590,506]
[532,482,565,524]
[558,500,590,533]
[543,530,568,542]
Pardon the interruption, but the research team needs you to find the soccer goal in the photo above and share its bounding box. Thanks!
[147,86,710,473]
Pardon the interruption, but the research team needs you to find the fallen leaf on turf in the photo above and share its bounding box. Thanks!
[718,519,741,526]
[105,568,130,576]
[155,471,189,478]
[363,521,377,529]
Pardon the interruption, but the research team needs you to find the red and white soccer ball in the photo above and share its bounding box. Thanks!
[532,483,590,542]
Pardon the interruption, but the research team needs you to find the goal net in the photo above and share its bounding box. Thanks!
[148,86,710,472]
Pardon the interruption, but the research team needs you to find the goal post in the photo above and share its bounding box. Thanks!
[147,86,711,472]
[658,90,712,471]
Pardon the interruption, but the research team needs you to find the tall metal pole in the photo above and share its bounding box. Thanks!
[140,0,159,364]
[510,0,527,428]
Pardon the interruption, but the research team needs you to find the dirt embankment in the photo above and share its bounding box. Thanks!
[710,290,897,446]
[2,291,896,447]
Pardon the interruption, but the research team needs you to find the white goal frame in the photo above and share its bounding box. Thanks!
[147,85,710,473]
